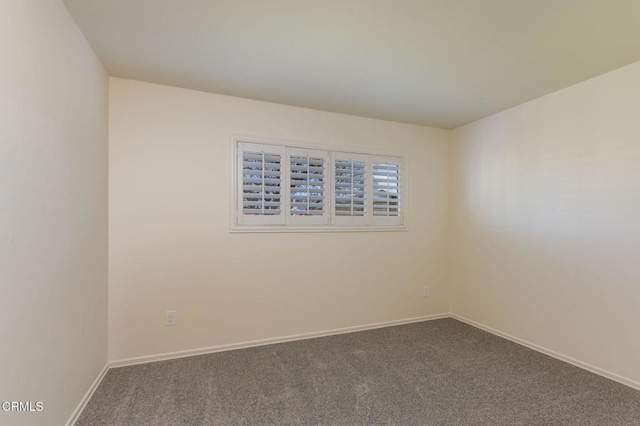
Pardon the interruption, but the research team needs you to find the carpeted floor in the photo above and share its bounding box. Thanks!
[76,319,640,425]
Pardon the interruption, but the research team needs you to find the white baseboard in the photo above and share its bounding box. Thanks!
[110,313,450,368]
[450,313,640,392]
[66,363,109,426]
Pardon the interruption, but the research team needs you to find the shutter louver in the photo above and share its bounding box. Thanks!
[288,148,329,225]
[237,142,285,225]
[371,156,403,226]
[242,152,282,215]
[332,153,369,225]
[373,162,400,216]
[290,157,324,216]
[335,160,366,216]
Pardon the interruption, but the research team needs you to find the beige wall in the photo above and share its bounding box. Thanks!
[108,78,450,362]
[451,60,640,385]
[0,0,108,425]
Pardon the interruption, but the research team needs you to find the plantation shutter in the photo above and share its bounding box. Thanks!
[331,152,369,225]
[287,148,329,225]
[237,142,286,225]
[371,156,403,226]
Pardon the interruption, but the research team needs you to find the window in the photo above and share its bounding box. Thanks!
[234,138,404,230]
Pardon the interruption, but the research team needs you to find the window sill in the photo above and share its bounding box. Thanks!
[229,225,407,234]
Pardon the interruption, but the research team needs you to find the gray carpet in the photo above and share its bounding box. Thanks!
[76,319,640,425]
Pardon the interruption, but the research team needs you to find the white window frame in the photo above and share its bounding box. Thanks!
[230,135,408,233]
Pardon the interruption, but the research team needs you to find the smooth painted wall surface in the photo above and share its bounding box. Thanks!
[0,0,108,424]
[108,78,450,361]
[451,60,640,384]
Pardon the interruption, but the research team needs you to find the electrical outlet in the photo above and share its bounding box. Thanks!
[165,310,177,326]
[422,286,430,297]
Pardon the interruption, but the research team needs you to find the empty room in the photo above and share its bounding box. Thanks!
[2,0,640,425]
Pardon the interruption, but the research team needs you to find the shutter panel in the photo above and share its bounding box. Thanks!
[331,152,369,225]
[287,148,329,225]
[237,142,286,225]
[371,156,403,226]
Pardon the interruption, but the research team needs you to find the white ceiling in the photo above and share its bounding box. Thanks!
[62,0,640,129]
